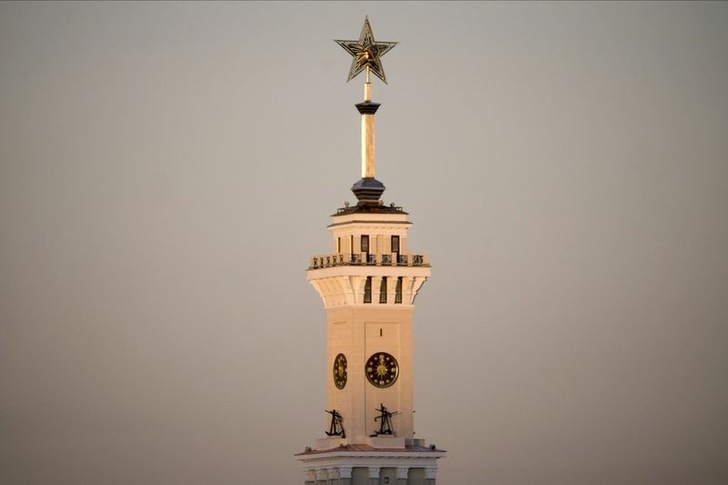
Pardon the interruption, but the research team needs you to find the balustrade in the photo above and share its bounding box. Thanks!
[309,252,429,269]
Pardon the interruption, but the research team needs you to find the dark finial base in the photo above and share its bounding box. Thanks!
[351,177,385,205]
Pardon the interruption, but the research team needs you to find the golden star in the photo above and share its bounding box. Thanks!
[334,16,398,84]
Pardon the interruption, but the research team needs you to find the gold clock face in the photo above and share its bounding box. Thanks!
[365,352,398,388]
[333,353,348,389]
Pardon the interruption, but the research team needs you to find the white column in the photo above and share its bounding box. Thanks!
[425,466,437,484]
[304,468,316,485]
[354,275,366,304]
[339,466,353,485]
[315,468,328,484]
[371,276,382,304]
[327,467,340,485]
[401,276,414,304]
[396,466,409,484]
[368,466,380,485]
[387,275,397,303]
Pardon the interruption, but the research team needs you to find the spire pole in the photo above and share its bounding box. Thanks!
[361,67,375,179]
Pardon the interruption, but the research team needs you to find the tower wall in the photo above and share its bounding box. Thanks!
[326,305,415,443]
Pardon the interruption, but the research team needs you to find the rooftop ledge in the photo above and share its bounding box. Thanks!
[334,203,408,216]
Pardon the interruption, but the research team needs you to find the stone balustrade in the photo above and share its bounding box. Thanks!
[309,252,429,270]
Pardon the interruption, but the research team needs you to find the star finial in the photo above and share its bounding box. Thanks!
[334,16,398,84]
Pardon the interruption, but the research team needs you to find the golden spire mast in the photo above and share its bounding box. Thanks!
[361,66,375,179]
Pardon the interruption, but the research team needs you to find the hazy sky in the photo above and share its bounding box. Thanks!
[1,2,727,484]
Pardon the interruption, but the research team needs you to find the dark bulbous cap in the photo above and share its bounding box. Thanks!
[351,177,385,204]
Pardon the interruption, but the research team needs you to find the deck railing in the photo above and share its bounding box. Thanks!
[309,252,429,270]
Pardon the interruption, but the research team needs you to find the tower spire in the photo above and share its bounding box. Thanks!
[334,17,398,205]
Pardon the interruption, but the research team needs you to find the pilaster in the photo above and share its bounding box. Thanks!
[305,468,316,485]
[315,467,328,484]
[339,466,353,485]
[368,466,380,485]
[397,466,409,484]
[425,466,437,485]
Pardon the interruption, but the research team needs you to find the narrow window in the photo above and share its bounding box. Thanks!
[337,237,341,253]
[361,235,369,253]
[391,235,400,253]
[364,277,372,303]
[395,277,403,304]
[379,277,387,304]
[380,328,383,337]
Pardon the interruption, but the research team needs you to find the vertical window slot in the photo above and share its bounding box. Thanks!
[364,277,372,303]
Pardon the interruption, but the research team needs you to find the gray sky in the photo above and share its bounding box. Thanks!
[1,2,727,484]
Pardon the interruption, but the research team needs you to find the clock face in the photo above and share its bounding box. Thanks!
[333,353,348,389]
[365,352,399,388]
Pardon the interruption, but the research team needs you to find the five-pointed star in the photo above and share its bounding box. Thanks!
[334,16,398,84]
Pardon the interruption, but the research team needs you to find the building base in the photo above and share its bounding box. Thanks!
[295,440,445,485]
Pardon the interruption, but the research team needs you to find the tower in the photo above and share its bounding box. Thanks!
[296,18,445,485]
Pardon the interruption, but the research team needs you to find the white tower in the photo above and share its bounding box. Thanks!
[295,18,445,485]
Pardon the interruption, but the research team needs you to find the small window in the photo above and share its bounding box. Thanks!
[391,235,400,253]
[379,277,387,304]
[395,277,403,304]
[337,237,341,253]
[361,235,369,253]
[364,277,372,303]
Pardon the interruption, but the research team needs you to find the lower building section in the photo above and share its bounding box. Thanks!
[295,442,445,485]
[303,465,435,485]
